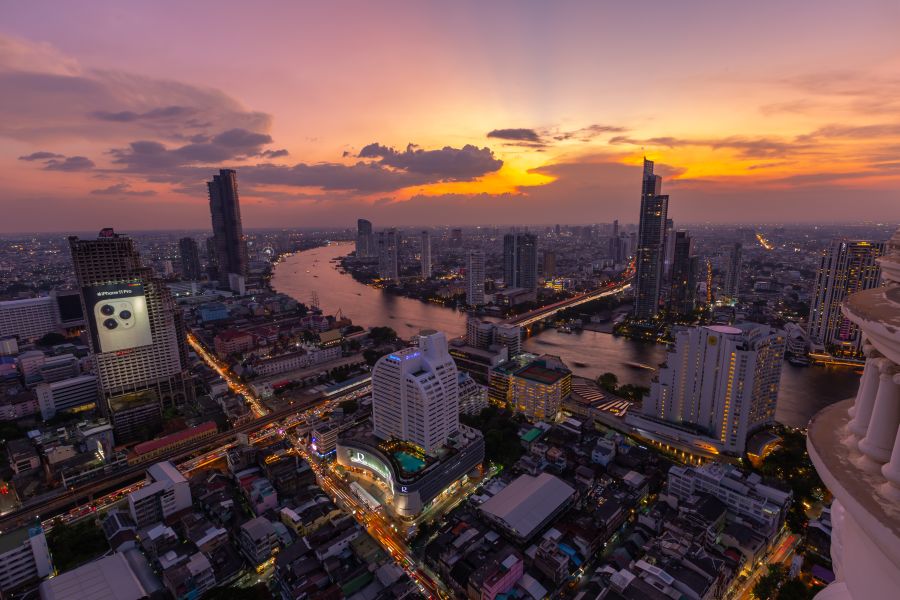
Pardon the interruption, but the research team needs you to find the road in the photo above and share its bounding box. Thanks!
[728,530,800,600]
[505,263,634,328]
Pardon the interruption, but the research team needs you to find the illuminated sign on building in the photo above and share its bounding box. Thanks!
[347,449,394,495]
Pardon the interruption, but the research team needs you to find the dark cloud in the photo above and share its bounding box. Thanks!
[90,105,196,122]
[241,161,431,193]
[43,156,94,171]
[0,35,272,142]
[261,148,289,159]
[18,151,64,161]
[488,128,542,143]
[609,134,813,159]
[357,143,502,178]
[212,128,273,148]
[553,124,627,141]
[90,182,156,196]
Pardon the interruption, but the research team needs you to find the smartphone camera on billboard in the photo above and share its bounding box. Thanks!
[83,282,153,352]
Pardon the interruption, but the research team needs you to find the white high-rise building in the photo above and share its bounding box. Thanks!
[466,250,485,306]
[807,227,900,598]
[0,296,59,342]
[493,324,522,358]
[723,242,743,301]
[808,239,884,359]
[420,230,432,279]
[632,324,785,454]
[372,330,459,453]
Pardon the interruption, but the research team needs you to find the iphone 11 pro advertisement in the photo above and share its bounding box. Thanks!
[83,281,153,352]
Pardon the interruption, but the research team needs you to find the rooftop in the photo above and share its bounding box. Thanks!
[38,552,148,600]
[479,473,575,539]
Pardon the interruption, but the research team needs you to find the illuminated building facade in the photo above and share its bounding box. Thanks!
[808,239,885,359]
[493,355,572,421]
[420,230,432,278]
[356,219,374,258]
[376,229,399,282]
[632,324,785,455]
[503,232,538,292]
[207,169,248,289]
[466,249,485,305]
[371,330,459,453]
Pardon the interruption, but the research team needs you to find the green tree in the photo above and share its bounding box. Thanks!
[203,583,273,599]
[47,519,109,573]
[597,372,618,392]
[369,326,397,344]
[37,332,67,347]
[776,578,820,600]
[753,565,788,600]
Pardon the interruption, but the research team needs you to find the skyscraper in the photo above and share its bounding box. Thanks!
[420,230,432,279]
[356,219,374,257]
[808,239,885,358]
[723,242,742,301]
[451,228,463,247]
[663,218,675,279]
[503,233,538,291]
[633,158,669,321]
[632,324,784,454]
[69,229,192,442]
[207,169,248,290]
[668,231,697,316]
[178,237,202,281]
[542,251,556,278]
[371,330,459,453]
[377,229,399,282]
[466,249,485,306]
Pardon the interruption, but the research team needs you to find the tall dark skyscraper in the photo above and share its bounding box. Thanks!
[668,230,697,316]
[178,237,202,281]
[208,169,248,290]
[503,232,538,291]
[723,242,743,301]
[69,229,192,442]
[633,158,670,321]
[356,219,374,257]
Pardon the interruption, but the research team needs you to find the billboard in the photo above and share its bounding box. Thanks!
[83,281,153,353]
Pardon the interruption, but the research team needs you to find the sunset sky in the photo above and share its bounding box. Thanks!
[3,0,900,232]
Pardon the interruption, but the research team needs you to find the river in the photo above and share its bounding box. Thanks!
[271,242,860,428]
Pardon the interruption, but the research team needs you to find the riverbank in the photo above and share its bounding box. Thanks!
[272,244,861,428]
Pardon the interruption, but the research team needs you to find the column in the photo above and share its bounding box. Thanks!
[847,353,883,439]
[848,343,876,418]
[858,364,900,464]
[881,371,900,491]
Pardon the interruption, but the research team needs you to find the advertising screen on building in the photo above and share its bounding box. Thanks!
[83,282,153,352]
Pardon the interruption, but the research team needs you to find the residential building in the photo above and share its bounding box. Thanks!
[808,239,885,358]
[458,372,488,416]
[421,230,432,278]
[668,231,697,316]
[208,169,248,289]
[806,226,900,599]
[543,251,556,278]
[239,516,278,564]
[38,551,157,600]
[178,237,202,281]
[68,229,193,442]
[632,324,785,455]
[466,249,485,305]
[127,461,192,528]
[508,355,572,421]
[377,229,399,282]
[479,473,575,542]
[0,525,52,594]
[34,374,99,419]
[634,158,670,321]
[667,463,792,536]
[723,242,742,301]
[356,218,374,258]
[0,296,60,342]
[372,330,459,453]
[503,233,538,292]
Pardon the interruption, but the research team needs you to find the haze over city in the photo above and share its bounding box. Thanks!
[3,0,900,232]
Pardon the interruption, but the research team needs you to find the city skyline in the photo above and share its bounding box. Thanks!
[2,1,900,232]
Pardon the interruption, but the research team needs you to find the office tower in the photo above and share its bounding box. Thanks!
[466,249,485,305]
[663,218,675,279]
[466,317,494,349]
[420,230,432,278]
[35,374,98,419]
[127,461,191,528]
[451,228,463,247]
[178,237,202,281]
[612,219,619,238]
[636,324,785,454]
[0,297,60,342]
[508,355,572,421]
[723,242,742,301]
[808,239,885,358]
[503,233,538,291]
[68,229,192,442]
[356,219,374,257]
[806,227,900,600]
[633,158,670,321]
[204,236,218,281]
[371,330,459,453]
[376,229,399,282]
[0,525,52,594]
[543,251,556,278]
[207,169,248,290]
[668,231,697,316]
[493,324,522,359]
